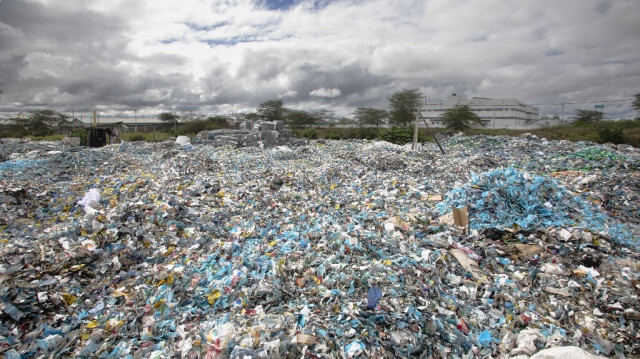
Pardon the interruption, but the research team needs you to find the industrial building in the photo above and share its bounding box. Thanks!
[421,95,546,129]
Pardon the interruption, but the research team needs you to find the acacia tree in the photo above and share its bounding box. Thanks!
[441,105,483,131]
[156,112,179,131]
[157,112,179,123]
[257,99,286,122]
[315,109,336,127]
[10,109,68,136]
[354,107,387,131]
[575,109,604,124]
[388,89,423,127]
[206,115,229,128]
[286,110,317,129]
[337,117,355,127]
[632,93,640,115]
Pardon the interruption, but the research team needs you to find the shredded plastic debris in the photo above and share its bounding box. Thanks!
[0,135,638,358]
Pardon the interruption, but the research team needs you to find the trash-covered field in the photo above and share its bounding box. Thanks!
[0,134,638,358]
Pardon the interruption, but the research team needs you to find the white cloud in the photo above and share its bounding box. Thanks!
[0,0,638,118]
[309,87,341,98]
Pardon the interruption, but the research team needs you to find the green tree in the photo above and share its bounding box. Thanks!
[206,116,229,128]
[632,93,640,113]
[598,126,624,144]
[286,110,317,129]
[156,112,179,131]
[180,110,202,122]
[10,109,68,136]
[257,99,285,122]
[575,109,604,124]
[157,112,179,123]
[441,105,484,131]
[337,117,355,127]
[388,89,423,127]
[315,109,336,127]
[354,107,388,131]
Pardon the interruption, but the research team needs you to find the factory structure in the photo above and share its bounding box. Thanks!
[421,95,562,129]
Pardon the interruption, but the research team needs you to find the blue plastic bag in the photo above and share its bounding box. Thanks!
[367,286,382,310]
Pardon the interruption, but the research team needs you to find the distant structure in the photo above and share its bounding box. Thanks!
[86,123,123,147]
[195,120,307,147]
[421,95,552,129]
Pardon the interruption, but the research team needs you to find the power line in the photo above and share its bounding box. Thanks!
[425,98,634,107]
[531,98,634,106]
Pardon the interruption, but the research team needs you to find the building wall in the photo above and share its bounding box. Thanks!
[421,96,541,129]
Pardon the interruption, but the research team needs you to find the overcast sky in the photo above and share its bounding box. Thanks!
[0,0,638,119]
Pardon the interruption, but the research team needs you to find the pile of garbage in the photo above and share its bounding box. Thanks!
[194,120,307,148]
[0,134,638,358]
[436,167,637,249]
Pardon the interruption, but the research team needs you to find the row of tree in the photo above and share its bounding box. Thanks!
[4,92,640,137]
[154,89,485,131]
[2,109,70,137]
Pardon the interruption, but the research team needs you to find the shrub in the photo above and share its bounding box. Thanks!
[378,127,428,145]
[128,134,146,142]
[178,120,208,135]
[70,128,87,145]
[300,127,318,139]
[598,127,625,144]
[324,131,342,140]
[359,128,378,140]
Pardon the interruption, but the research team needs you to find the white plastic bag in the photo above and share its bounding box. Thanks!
[530,346,605,359]
[78,188,100,213]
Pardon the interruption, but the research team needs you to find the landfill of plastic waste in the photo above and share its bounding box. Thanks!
[0,134,638,358]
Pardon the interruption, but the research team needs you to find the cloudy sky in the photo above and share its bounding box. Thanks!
[0,0,639,119]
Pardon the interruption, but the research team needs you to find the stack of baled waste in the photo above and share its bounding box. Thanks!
[195,120,306,148]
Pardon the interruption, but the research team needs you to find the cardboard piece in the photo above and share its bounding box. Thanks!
[452,207,469,228]
[450,248,486,281]
[511,243,544,258]
[440,206,470,233]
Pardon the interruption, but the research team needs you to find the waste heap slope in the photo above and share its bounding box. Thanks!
[0,135,637,358]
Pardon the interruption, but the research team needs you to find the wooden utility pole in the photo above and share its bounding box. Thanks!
[412,110,419,151]
[420,113,445,154]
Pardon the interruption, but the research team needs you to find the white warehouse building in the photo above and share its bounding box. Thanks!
[421,95,545,129]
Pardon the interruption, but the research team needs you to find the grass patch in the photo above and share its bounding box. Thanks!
[304,120,640,148]
[27,134,66,141]
[177,118,229,136]
[458,120,640,148]
[122,132,172,142]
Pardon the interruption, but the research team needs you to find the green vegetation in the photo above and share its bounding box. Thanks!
[354,107,387,132]
[574,109,604,124]
[177,116,229,135]
[7,119,639,148]
[632,93,640,113]
[156,112,179,123]
[464,119,640,147]
[1,109,68,137]
[442,105,484,130]
[287,110,318,129]
[26,134,66,141]
[71,128,87,145]
[3,94,640,148]
[377,127,428,145]
[297,127,318,139]
[387,89,423,127]
[122,132,172,142]
[257,99,286,122]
